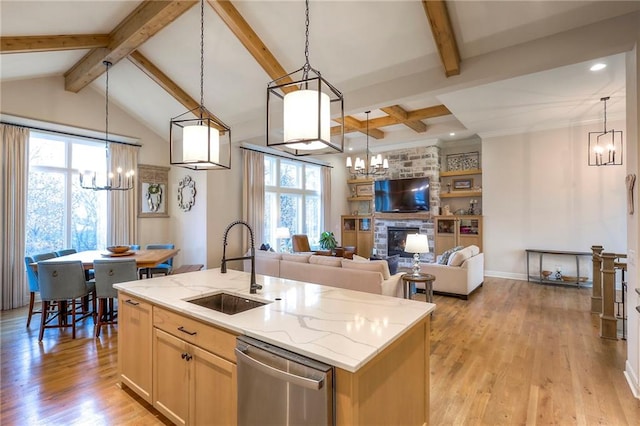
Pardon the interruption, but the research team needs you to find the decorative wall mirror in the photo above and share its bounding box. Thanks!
[177,175,197,212]
[138,164,170,218]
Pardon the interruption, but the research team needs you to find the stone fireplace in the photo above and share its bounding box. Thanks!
[374,214,435,266]
[387,227,420,258]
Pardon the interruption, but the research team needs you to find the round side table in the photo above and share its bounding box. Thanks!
[401,273,436,302]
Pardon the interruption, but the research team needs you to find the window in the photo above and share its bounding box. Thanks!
[264,155,322,249]
[26,132,108,254]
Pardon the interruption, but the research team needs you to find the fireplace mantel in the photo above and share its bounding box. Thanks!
[374,212,432,221]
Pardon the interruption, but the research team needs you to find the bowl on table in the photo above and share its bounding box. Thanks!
[106,245,130,254]
[541,270,552,279]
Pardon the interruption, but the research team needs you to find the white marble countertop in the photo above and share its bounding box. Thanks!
[114,268,435,372]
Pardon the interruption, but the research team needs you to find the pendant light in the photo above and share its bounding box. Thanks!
[170,0,231,170]
[80,61,135,191]
[346,111,388,177]
[588,96,623,166]
[266,0,344,156]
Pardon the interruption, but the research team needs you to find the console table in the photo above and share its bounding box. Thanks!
[525,249,592,287]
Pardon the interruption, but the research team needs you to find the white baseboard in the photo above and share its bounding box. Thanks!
[625,360,640,399]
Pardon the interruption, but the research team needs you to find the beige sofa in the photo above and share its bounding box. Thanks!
[418,245,484,299]
[245,251,404,297]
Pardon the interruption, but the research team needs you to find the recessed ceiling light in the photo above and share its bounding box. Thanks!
[449,132,455,136]
[590,63,606,71]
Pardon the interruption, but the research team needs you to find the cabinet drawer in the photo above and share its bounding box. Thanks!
[153,306,238,362]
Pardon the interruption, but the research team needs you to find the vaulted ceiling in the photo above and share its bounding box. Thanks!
[1,1,639,154]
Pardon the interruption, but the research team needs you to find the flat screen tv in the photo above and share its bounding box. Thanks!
[374,177,430,213]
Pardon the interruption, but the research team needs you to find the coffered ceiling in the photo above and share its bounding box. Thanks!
[1,1,639,154]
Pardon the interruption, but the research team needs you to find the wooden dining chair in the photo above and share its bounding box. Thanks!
[37,260,96,341]
[93,259,138,337]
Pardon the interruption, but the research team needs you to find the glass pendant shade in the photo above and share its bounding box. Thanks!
[183,124,219,163]
[283,90,330,150]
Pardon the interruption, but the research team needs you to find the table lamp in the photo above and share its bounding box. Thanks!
[404,233,429,276]
[275,227,291,252]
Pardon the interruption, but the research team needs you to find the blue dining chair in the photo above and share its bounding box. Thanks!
[37,260,96,341]
[93,258,138,337]
[141,243,175,278]
[25,252,58,327]
[56,248,77,257]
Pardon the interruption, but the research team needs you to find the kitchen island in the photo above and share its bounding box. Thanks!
[115,267,435,425]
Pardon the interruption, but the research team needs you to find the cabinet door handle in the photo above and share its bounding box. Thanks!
[181,352,193,361]
[125,299,139,306]
[177,326,197,336]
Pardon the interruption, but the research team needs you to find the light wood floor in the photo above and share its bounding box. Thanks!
[1,277,638,425]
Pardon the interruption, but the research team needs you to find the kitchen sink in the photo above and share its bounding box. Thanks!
[186,293,269,315]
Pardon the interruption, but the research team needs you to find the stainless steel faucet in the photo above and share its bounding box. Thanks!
[220,220,261,294]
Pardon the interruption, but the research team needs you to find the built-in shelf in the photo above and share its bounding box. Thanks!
[440,169,482,177]
[347,196,373,202]
[440,190,482,198]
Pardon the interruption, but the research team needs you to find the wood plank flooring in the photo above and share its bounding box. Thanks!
[1,277,638,425]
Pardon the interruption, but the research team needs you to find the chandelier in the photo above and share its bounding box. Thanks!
[170,0,231,170]
[266,0,344,156]
[588,96,623,166]
[346,111,388,177]
[80,61,134,191]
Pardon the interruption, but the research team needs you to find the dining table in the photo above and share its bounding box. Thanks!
[31,248,180,271]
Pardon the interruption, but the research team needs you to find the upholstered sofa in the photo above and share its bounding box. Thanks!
[418,245,484,299]
[245,251,404,297]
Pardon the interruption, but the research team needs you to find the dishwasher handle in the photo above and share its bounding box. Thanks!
[235,348,325,391]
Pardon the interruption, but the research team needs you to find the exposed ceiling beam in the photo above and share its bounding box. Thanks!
[0,35,109,53]
[128,50,225,131]
[334,116,385,139]
[422,0,460,77]
[331,104,451,137]
[208,0,295,93]
[380,105,428,133]
[64,0,197,93]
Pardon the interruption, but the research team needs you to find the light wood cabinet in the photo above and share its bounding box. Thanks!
[118,294,152,403]
[434,215,483,256]
[341,215,373,257]
[152,307,237,426]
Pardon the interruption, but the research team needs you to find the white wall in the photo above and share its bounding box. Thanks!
[483,121,627,280]
[1,75,173,247]
[625,43,639,398]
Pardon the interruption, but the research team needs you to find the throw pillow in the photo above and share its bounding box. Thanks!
[385,254,400,275]
[341,258,389,279]
[309,254,343,267]
[438,246,463,264]
[448,246,473,267]
[281,253,312,263]
[353,254,369,262]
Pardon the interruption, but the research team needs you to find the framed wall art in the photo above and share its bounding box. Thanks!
[138,164,170,218]
[453,178,473,191]
[356,184,373,197]
[446,151,480,171]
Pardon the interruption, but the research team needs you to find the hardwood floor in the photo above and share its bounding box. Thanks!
[1,277,638,425]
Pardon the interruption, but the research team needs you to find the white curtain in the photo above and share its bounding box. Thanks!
[1,124,29,310]
[242,149,264,253]
[107,143,139,245]
[322,165,331,231]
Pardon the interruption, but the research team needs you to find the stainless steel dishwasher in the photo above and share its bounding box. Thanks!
[235,335,334,425]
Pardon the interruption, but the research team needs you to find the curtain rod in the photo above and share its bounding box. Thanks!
[0,121,142,147]
[240,144,333,168]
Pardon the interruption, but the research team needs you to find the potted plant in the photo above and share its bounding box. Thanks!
[319,231,338,251]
